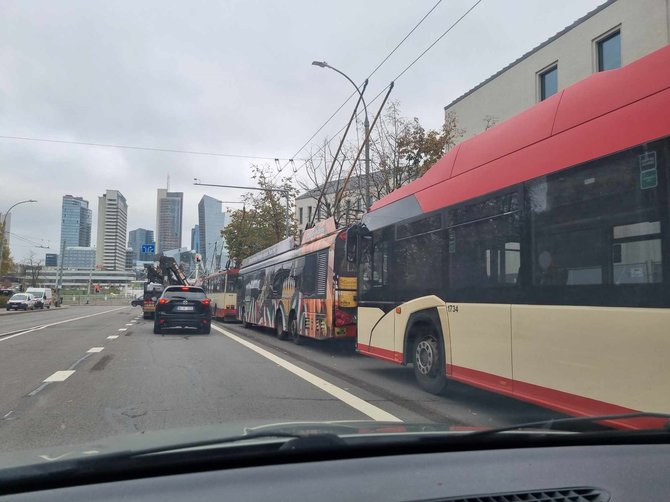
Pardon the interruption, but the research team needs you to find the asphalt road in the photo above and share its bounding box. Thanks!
[0,306,564,453]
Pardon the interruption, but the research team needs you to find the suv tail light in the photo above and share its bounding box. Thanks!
[335,309,355,326]
[201,299,211,306]
[158,298,169,304]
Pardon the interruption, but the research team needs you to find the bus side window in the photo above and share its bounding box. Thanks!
[372,240,388,287]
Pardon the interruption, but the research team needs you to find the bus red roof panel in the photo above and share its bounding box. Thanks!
[417,87,670,213]
[450,93,559,178]
[552,45,670,135]
[370,44,670,214]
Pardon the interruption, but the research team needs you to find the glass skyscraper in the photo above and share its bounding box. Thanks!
[156,189,183,254]
[60,195,92,265]
[198,195,229,272]
[128,228,155,263]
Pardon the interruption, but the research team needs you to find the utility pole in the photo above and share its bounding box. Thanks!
[57,239,65,306]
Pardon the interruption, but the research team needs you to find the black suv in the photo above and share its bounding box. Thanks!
[153,286,212,334]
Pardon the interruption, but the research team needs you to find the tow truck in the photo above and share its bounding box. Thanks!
[142,257,189,319]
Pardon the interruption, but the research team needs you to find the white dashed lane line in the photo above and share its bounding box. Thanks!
[125,323,133,326]
[118,328,127,332]
[107,335,119,340]
[87,347,104,353]
[44,370,75,382]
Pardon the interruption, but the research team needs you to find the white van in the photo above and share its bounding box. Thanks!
[26,287,53,309]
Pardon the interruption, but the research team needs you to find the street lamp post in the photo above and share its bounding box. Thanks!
[0,199,37,275]
[312,61,371,211]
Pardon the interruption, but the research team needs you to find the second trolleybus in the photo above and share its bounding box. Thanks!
[238,218,357,344]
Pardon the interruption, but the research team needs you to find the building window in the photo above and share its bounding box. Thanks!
[597,30,621,71]
[307,206,312,223]
[299,207,303,225]
[539,65,558,101]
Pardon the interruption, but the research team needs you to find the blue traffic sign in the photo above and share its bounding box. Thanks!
[141,243,155,253]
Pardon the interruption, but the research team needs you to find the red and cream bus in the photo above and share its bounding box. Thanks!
[201,268,240,322]
[238,218,357,343]
[353,45,670,429]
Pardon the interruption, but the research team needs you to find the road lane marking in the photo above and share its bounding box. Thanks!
[118,328,127,332]
[125,323,133,326]
[87,347,104,353]
[212,325,402,423]
[0,307,128,343]
[107,335,119,340]
[44,370,75,382]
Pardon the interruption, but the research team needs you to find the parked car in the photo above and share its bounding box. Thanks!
[25,287,53,309]
[6,293,38,311]
[153,286,211,334]
[0,288,15,297]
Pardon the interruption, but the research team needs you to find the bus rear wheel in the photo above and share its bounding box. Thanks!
[275,312,288,340]
[413,327,447,395]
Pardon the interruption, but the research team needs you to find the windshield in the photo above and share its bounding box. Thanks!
[1,0,668,471]
[163,288,206,300]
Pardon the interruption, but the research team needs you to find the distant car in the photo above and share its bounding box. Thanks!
[25,287,53,309]
[130,297,142,307]
[0,289,15,297]
[153,286,211,335]
[6,293,38,311]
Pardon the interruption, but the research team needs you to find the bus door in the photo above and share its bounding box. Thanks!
[445,198,520,391]
[334,231,357,337]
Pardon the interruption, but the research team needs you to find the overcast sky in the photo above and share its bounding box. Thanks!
[0,0,605,261]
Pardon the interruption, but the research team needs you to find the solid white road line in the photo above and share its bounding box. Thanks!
[106,335,119,340]
[44,370,75,382]
[212,325,402,423]
[0,307,128,343]
[87,347,104,353]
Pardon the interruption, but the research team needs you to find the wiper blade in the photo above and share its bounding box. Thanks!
[465,412,670,438]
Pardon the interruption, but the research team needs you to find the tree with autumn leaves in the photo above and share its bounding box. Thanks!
[223,101,466,266]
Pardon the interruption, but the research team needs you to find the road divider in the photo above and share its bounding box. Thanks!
[212,324,402,423]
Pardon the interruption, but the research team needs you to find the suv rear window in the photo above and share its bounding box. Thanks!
[163,287,206,300]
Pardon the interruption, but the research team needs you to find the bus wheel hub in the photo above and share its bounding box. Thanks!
[416,339,436,375]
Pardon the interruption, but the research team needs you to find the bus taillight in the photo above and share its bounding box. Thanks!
[335,309,355,326]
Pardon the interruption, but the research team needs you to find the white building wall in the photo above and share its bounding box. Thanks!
[445,0,670,141]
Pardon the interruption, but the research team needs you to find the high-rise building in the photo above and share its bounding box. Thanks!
[191,225,200,254]
[128,228,155,262]
[156,189,183,254]
[59,195,92,265]
[198,195,229,271]
[96,190,128,271]
[45,253,58,267]
[63,247,96,269]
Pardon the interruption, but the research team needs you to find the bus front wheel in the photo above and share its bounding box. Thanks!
[413,327,447,395]
[275,312,288,340]
[289,314,302,345]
